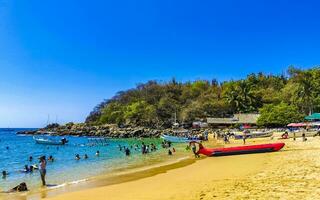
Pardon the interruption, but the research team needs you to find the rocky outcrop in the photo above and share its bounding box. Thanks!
[16,123,206,138]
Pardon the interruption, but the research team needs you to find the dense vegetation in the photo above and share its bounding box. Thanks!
[86,67,320,128]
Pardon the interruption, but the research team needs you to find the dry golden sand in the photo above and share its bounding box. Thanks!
[43,136,320,200]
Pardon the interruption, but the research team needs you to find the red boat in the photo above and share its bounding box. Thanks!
[190,142,285,157]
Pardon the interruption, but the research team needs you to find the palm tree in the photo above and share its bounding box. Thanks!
[296,72,314,114]
[224,85,240,113]
[234,81,257,113]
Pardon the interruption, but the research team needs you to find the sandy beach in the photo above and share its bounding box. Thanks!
[32,135,320,200]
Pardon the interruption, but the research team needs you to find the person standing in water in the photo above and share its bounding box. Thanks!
[2,170,8,179]
[39,156,47,186]
[125,147,130,156]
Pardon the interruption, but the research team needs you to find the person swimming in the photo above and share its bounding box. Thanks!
[96,151,100,156]
[84,154,88,159]
[75,154,80,160]
[48,155,54,162]
[29,156,33,162]
[22,165,30,173]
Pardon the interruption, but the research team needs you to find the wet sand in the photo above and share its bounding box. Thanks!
[10,135,320,200]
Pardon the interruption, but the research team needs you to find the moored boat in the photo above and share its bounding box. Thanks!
[161,134,201,143]
[234,131,273,140]
[191,142,285,156]
[33,136,68,145]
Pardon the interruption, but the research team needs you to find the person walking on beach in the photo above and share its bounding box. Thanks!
[223,134,229,144]
[242,131,247,145]
[191,143,200,158]
[302,133,307,142]
[39,156,47,186]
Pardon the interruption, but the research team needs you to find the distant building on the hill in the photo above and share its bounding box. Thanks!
[207,113,260,128]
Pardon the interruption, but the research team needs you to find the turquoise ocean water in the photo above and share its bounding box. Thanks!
[0,128,187,193]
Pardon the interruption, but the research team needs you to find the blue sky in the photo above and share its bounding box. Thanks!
[0,0,319,127]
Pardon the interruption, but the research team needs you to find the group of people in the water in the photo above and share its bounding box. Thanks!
[118,142,159,155]
[2,140,180,193]
[116,141,178,157]
[75,151,99,160]
[161,140,172,148]
[2,155,47,193]
[2,155,53,179]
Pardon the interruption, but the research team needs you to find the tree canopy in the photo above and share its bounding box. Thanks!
[86,67,320,128]
[257,103,304,127]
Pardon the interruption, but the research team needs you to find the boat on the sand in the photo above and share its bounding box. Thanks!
[161,134,201,143]
[33,136,68,145]
[234,131,273,140]
[191,142,285,156]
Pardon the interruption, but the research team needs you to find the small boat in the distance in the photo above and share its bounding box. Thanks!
[33,136,68,145]
[161,134,201,143]
[191,142,285,157]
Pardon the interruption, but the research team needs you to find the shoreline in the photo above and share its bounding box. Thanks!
[6,135,320,199]
[44,137,320,200]
[3,153,197,200]
[44,146,269,200]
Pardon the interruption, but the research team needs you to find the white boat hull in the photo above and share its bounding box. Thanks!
[161,134,201,143]
[33,136,66,145]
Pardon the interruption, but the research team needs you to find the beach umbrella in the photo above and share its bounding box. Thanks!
[287,123,307,127]
[305,113,320,120]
